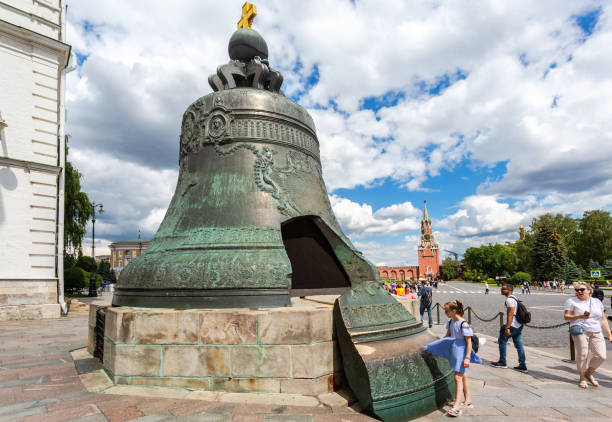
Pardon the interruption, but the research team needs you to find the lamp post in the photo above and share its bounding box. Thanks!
[89,202,104,297]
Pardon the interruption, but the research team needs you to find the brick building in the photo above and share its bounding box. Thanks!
[378,200,440,281]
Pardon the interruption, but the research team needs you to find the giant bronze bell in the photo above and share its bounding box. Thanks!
[113,20,379,308]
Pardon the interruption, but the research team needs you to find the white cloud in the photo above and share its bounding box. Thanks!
[330,195,421,238]
[64,0,612,251]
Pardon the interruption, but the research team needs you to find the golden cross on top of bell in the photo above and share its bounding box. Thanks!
[112,4,379,309]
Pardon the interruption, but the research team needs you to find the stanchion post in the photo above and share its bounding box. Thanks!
[569,334,575,361]
[467,307,472,324]
[436,303,440,325]
[499,312,503,329]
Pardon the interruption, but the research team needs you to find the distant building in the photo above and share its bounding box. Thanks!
[377,200,440,281]
[0,0,72,320]
[97,254,110,263]
[109,238,149,278]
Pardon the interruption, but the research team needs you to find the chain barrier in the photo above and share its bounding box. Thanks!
[469,308,501,322]
[525,321,570,329]
[431,302,576,362]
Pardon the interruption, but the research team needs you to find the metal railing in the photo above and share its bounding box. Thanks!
[431,303,574,361]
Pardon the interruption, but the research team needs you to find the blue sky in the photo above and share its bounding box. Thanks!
[65,1,612,265]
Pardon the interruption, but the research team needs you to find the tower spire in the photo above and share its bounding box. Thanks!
[423,200,430,221]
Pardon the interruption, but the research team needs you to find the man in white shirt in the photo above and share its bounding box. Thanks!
[490,283,528,373]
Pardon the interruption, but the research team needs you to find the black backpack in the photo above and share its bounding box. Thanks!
[509,295,531,324]
[460,321,479,353]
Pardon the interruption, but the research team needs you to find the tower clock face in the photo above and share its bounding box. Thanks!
[423,233,431,241]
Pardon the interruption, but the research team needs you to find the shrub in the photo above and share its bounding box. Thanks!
[64,267,87,292]
[76,256,97,272]
[509,272,532,285]
[83,272,102,289]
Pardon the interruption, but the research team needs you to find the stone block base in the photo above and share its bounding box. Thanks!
[0,303,60,321]
[89,297,346,396]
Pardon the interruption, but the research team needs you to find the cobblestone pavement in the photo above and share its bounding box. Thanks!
[1,303,612,421]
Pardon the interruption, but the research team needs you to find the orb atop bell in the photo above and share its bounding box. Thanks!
[112,3,379,309]
[229,28,268,61]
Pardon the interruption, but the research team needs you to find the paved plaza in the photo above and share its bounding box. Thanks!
[1,296,611,421]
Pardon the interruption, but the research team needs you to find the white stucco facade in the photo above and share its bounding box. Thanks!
[0,0,71,320]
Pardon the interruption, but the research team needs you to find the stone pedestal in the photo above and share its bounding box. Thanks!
[89,297,351,395]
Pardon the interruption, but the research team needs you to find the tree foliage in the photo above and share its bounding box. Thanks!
[76,255,97,272]
[64,139,92,254]
[441,257,462,280]
[575,210,612,268]
[462,209,611,280]
[64,267,88,291]
[97,261,117,283]
[509,271,532,285]
[533,221,567,280]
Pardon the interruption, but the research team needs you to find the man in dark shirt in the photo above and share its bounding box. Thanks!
[418,281,433,328]
[593,284,604,302]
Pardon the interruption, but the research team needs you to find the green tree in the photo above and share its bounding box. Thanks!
[63,251,76,269]
[76,255,97,272]
[576,210,612,268]
[64,138,93,254]
[566,260,585,281]
[97,261,117,283]
[441,257,462,280]
[533,220,568,280]
[509,271,532,285]
[463,267,487,282]
[603,259,612,279]
[512,238,534,275]
[64,267,88,292]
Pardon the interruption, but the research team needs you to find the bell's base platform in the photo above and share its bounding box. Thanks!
[89,297,352,396]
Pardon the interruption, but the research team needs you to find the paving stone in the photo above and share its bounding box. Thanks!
[74,357,103,374]
[168,400,224,417]
[232,416,265,422]
[0,375,50,388]
[127,411,174,422]
[462,406,505,416]
[184,390,219,401]
[495,406,569,418]
[318,392,348,408]
[0,406,46,421]
[554,407,605,418]
[281,377,330,395]
[69,415,109,422]
[230,346,291,378]
[103,405,145,422]
[104,386,189,399]
[21,403,101,422]
[134,310,199,345]
[175,414,229,422]
[219,392,319,407]
[264,415,313,422]
[80,370,112,392]
[592,407,612,418]
[200,311,256,344]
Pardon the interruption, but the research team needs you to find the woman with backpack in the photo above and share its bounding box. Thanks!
[564,282,612,389]
[425,300,482,417]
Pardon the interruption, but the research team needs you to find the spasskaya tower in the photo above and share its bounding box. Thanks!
[418,200,439,279]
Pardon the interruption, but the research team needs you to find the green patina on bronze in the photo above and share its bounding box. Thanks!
[112,28,378,309]
[334,282,455,421]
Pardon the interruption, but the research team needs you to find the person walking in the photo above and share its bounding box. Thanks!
[564,282,612,388]
[490,283,528,373]
[425,300,482,417]
[592,284,604,303]
[418,281,434,328]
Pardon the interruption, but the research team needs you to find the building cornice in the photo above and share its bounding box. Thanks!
[0,156,61,175]
[0,18,70,67]
[0,1,60,29]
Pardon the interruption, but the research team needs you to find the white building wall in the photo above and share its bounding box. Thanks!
[0,0,69,320]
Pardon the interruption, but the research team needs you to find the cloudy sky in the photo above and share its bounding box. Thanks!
[66,0,612,266]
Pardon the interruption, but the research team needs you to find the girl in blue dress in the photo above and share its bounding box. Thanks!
[425,300,482,417]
